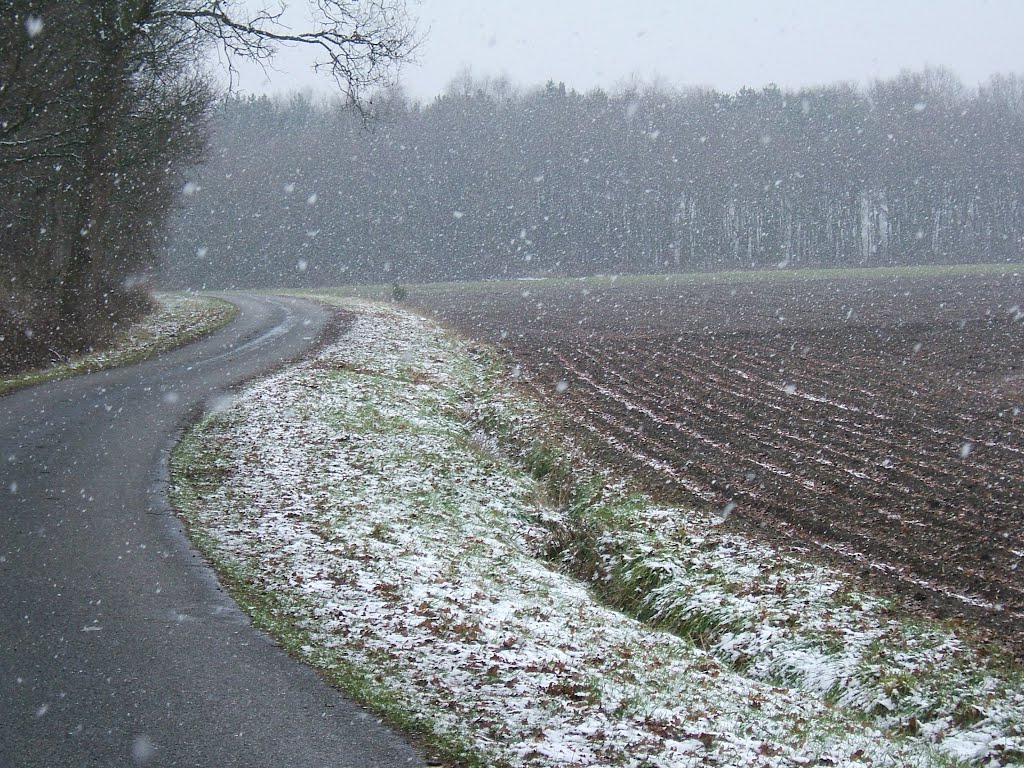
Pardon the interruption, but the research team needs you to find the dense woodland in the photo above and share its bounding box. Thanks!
[164,69,1024,289]
[0,1,414,373]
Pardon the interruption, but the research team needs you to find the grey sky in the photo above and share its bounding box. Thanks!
[225,1,1024,99]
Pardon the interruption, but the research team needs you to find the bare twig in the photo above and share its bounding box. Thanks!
[148,1,419,104]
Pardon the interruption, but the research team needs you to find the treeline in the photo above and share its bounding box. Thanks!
[163,68,1024,289]
[0,1,414,374]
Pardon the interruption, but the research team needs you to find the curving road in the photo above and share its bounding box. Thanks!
[0,295,424,767]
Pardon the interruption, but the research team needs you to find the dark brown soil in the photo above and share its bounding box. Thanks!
[410,270,1024,653]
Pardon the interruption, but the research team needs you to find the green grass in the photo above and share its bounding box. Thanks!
[297,261,1022,302]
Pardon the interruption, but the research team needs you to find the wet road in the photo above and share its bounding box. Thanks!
[0,295,424,767]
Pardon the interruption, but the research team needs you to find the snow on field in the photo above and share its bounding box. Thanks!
[173,300,1024,767]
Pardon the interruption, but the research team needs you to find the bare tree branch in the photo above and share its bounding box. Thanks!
[148,1,420,104]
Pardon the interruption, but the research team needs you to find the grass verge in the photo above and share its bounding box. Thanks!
[172,423,490,766]
[0,293,236,395]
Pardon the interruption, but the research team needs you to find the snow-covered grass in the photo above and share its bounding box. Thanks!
[539,490,1024,764]
[171,299,1023,768]
[0,292,235,395]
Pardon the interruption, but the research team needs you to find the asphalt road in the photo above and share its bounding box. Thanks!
[0,295,425,767]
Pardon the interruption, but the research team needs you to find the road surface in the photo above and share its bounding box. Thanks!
[0,295,425,767]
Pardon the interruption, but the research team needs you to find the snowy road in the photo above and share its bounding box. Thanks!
[0,295,424,767]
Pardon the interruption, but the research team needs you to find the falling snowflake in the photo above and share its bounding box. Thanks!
[24,15,43,37]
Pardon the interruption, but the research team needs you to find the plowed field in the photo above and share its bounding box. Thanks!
[410,270,1024,652]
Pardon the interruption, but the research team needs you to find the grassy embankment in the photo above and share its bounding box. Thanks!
[172,281,1024,768]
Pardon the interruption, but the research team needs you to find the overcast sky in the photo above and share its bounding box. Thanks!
[225,0,1024,100]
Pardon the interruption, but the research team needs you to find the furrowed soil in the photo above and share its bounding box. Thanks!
[408,270,1024,654]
